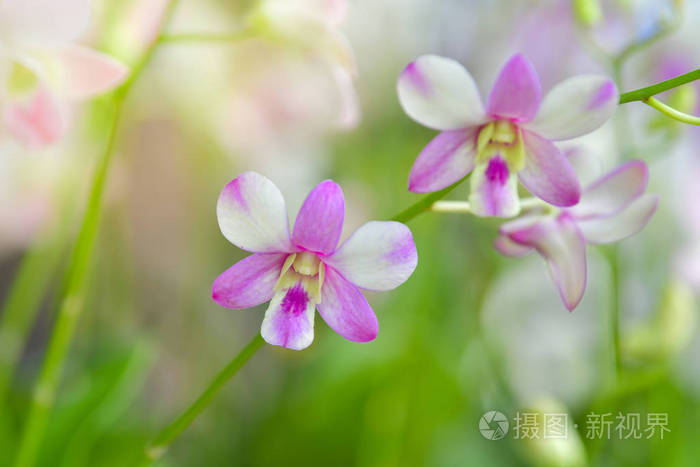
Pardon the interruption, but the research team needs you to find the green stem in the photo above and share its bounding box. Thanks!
[140,176,470,463]
[143,335,265,464]
[12,2,181,466]
[644,96,700,126]
[619,67,700,104]
[12,94,123,467]
[392,175,469,223]
[607,247,622,382]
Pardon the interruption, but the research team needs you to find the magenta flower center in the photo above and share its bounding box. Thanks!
[280,283,310,316]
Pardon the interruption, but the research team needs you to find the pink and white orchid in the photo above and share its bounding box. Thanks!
[212,172,418,350]
[397,53,619,217]
[495,160,658,310]
[0,0,128,146]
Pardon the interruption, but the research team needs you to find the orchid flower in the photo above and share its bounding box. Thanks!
[397,53,619,217]
[258,0,359,128]
[212,172,418,350]
[0,0,128,146]
[495,160,658,310]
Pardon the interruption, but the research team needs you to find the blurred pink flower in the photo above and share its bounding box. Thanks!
[212,172,418,350]
[398,53,619,218]
[495,161,658,310]
[0,0,128,147]
[259,0,359,128]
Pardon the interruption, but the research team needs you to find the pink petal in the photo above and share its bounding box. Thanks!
[217,172,294,253]
[397,55,486,130]
[292,180,344,254]
[261,279,316,350]
[4,88,65,147]
[487,53,542,123]
[54,46,129,99]
[526,75,618,141]
[317,266,378,342]
[212,253,288,309]
[324,221,417,291]
[578,194,658,244]
[506,214,587,311]
[0,0,90,44]
[408,128,478,193]
[568,160,648,220]
[519,130,581,207]
[493,235,533,257]
[469,155,521,217]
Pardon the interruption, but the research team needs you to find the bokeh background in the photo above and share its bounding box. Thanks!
[1,0,700,466]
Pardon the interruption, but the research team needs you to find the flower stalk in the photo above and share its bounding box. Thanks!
[143,335,265,464]
[12,2,181,466]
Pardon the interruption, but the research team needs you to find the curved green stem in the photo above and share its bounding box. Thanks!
[644,96,700,126]
[12,2,181,466]
[619,68,700,104]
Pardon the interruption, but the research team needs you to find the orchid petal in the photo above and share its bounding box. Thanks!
[0,0,90,44]
[212,253,288,309]
[469,155,520,218]
[317,266,378,343]
[506,214,587,311]
[292,180,344,254]
[4,88,64,147]
[52,46,128,99]
[519,130,581,207]
[578,194,658,244]
[325,221,417,291]
[526,75,618,141]
[493,235,533,257]
[487,53,542,122]
[261,278,316,350]
[397,55,486,130]
[568,160,648,220]
[217,172,293,253]
[408,128,477,193]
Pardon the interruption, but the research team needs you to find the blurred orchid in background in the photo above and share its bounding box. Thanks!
[496,160,658,310]
[398,53,619,217]
[0,0,127,147]
[212,172,417,350]
[257,0,359,129]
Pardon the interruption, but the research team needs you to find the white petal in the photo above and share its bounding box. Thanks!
[526,75,618,141]
[261,277,316,350]
[324,221,417,291]
[578,194,658,244]
[217,172,294,253]
[493,235,533,257]
[397,55,486,130]
[568,160,648,220]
